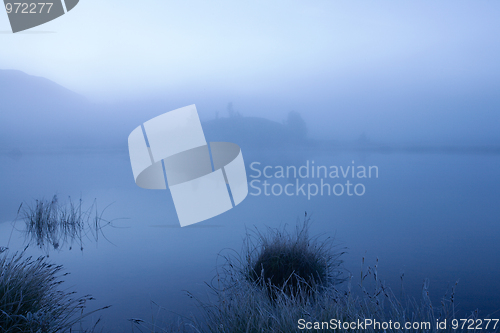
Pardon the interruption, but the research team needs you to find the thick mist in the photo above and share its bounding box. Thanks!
[2,69,499,150]
[1,1,500,331]
[1,0,500,146]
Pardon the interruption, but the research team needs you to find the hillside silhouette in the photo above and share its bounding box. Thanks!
[0,70,97,149]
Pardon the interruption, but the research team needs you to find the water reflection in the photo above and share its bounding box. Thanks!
[19,195,113,254]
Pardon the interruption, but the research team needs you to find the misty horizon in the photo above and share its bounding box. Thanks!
[2,69,500,150]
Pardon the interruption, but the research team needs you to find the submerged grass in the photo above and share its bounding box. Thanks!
[21,195,114,254]
[0,249,108,332]
[132,215,498,333]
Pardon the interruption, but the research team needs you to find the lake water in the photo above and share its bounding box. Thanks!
[0,148,499,331]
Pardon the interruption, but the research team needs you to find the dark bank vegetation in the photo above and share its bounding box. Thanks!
[131,216,496,333]
[0,249,108,332]
[4,198,494,333]
[0,195,113,331]
[244,217,345,300]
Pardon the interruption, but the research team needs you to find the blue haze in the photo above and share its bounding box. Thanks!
[1,0,500,330]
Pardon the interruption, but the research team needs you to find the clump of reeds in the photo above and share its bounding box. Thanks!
[130,216,498,333]
[244,215,346,299]
[187,257,487,333]
[134,268,471,333]
[0,249,108,332]
[22,195,113,254]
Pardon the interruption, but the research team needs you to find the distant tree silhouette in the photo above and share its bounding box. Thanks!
[227,102,241,118]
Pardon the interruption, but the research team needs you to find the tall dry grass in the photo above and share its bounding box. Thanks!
[131,217,499,333]
[0,249,109,332]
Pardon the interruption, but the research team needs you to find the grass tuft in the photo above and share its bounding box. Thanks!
[131,216,499,333]
[244,216,345,299]
[0,249,108,332]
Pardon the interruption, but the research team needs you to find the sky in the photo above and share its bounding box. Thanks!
[1,0,500,142]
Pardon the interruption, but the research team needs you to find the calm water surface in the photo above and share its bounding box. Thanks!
[0,148,499,331]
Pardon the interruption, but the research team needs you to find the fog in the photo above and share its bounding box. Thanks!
[1,0,500,144]
[1,0,500,331]
[2,68,500,149]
